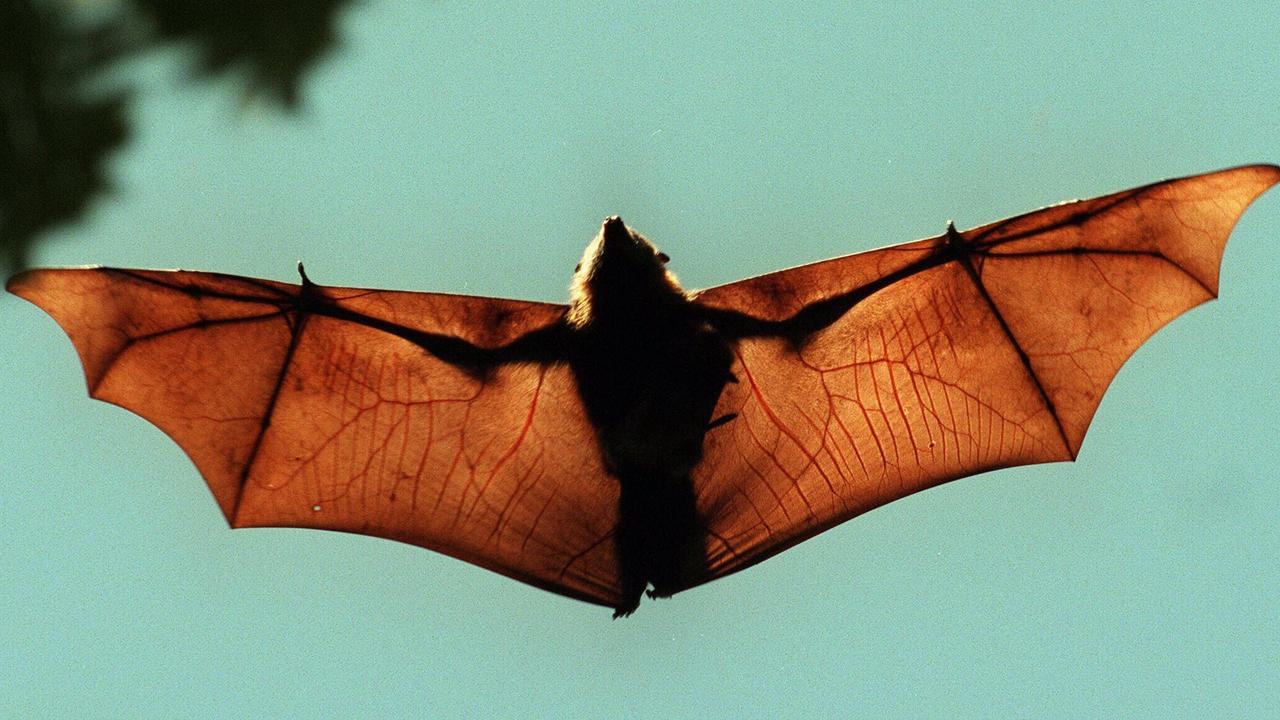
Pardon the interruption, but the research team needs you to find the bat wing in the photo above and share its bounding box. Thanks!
[687,164,1280,588]
[7,268,622,607]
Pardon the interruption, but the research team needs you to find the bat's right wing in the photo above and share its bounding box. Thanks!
[8,268,623,607]
[686,164,1280,588]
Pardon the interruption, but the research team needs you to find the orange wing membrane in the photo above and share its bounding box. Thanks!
[9,164,1278,613]
[688,164,1280,586]
[7,268,622,606]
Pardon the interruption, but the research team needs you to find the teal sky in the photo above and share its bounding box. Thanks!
[4,2,1278,716]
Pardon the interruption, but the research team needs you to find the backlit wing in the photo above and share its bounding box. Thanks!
[8,268,622,606]
[688,164,1280,586]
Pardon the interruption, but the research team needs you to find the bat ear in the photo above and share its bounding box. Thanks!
[657,252,670,264]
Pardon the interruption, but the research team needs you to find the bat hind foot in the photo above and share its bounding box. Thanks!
[612,598,640,619]
[613,583,645,618]
[612,584,675,617]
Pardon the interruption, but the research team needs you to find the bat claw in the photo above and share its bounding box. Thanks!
[612,599,640,619]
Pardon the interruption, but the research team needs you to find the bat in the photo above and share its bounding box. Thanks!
[8,165,1278,617]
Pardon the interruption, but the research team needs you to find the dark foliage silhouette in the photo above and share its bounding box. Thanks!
[0,0,128,274]
[128,0,351,107]
[0,0,351,275]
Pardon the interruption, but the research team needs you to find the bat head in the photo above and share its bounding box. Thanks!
[568,216,683,327]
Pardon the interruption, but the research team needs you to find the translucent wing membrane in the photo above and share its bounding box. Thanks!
[8,268,622,605]
[10,164,1277,610]
[689,164,1280,585]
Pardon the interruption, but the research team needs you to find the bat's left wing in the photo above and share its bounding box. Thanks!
[686,164,1280,588]
[8,268,623,607]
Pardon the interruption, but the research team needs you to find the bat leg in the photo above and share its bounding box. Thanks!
[611,567,647,618]
[613,489,650,618]
[612,468,707,616]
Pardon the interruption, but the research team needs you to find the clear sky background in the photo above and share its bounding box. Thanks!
[3,2,1278,717]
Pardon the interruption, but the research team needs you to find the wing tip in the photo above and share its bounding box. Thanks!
[6,266,114,300]
[1255,163,1280,190]
[1202,163,1280,194]
[5,268,42,298]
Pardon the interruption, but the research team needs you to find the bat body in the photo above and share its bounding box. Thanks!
[564,218,735,614]
[9,165,1279,616]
